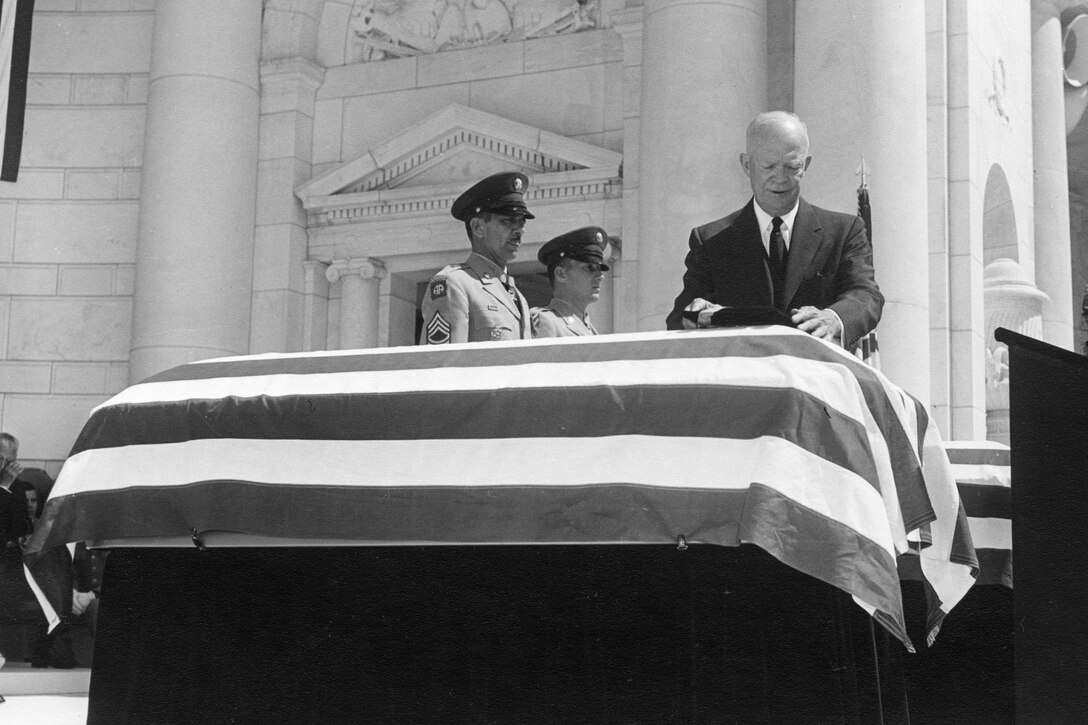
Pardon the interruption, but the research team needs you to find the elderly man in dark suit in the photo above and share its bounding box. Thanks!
[666,111,883,351]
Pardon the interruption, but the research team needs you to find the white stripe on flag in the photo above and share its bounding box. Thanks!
[949,464,1011,488]
[966,517,1012,551]
[51,434,897,554]
[100,354,882,430]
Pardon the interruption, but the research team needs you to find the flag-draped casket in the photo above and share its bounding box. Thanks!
[27,327,977,651]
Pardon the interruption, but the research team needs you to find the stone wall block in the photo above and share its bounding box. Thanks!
[113,265,135,295]
[72,75,128,105]
[59,266,114,296]
[2,395,109,462]
[524,29,622,74]
[15,202,138,264]
[126,75,149,105]
[52,363,109,395]
[0,363,52,393]
[0,265,58,295]
[319,57,417,100]
[0,203,13,262]
[21,108,144,168]
[27,76,72,105]
[9,298,131,361]
[417,43,524,87]
[312,98,344,165]
[31,14,152,74]
[66,170,121,199]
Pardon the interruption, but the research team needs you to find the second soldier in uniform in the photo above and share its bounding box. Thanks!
[531,226,610,338]
[419,172,535,344]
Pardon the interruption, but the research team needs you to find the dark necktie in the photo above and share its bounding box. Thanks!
[770,216,787,308]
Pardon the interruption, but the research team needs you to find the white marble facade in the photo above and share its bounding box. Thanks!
[1,0,1086,470]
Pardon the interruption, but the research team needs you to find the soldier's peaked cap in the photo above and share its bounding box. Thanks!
[538,226,610,271]
[451,172,535,221]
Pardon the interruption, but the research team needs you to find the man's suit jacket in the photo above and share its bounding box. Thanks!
[665,198,883,350]
[420,253,531,344]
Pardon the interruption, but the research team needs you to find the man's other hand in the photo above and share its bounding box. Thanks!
[682,298,725,329]
[791,306,841,342]
[0,459,23,488]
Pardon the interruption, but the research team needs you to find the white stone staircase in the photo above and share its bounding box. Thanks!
[0,662,89,695]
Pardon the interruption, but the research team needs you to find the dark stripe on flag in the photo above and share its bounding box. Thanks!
[738,483,910,650]
[32,481,760,551]
[957,482,1011,519]
[974,548,1013,588]
[30,478,913,647]
[69,386,883,489]
[1,0,34,182]
[945,447,1010,467]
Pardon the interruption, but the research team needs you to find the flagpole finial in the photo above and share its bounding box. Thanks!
[856,157,869,189]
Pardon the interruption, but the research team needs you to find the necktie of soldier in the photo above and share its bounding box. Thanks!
[770,216,787,308]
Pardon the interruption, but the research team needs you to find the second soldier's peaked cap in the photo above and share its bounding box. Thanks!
[537,226,610,271]
[450,172,535,221]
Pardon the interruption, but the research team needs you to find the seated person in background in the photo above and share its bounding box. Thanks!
[0,433,76,668]
[665,111,883,351]
[531,227,610,338]
[0,432,31,559]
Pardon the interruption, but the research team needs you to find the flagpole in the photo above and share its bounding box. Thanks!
[856,157,880,368]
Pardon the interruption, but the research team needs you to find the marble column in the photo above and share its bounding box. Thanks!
[794,0,931,404]
[326,258,386,350]
[635,0,767,330]
[129,0,262,382]
[1032,0,1075,350]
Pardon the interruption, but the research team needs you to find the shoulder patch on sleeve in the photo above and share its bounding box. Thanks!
[425,311,451,344]
[429,277,448,299]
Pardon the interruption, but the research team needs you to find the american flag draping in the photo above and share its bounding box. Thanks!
[946,441,1011,588]
[25,327,977,650]
[0,0,33,182]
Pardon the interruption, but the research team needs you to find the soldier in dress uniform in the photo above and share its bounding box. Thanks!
[531,226,610,338]
[420,172,535,344]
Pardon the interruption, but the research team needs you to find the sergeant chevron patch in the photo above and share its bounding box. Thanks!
[426,311,451,344]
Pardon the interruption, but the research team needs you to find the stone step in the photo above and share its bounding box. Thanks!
[0,663,90,696]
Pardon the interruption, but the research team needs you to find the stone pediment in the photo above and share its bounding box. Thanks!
[296,104,622,227]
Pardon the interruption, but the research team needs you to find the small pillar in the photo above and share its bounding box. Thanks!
[983,258,1049,445]
[326,259,387,350]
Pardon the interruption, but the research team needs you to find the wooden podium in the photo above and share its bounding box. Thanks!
[996,328,1088,723]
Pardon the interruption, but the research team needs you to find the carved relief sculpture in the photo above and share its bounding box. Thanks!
[351,0,600,61]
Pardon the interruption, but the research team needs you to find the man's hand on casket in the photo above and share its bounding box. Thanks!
[791,305,842,343]
[681,298,725,329]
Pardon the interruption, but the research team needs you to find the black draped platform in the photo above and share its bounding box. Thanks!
[89,545,908,725]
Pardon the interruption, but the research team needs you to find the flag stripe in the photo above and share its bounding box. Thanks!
[957,482,1011,519]
[43,435,895,550]
[74,387,883,490]
[945,445,1010,467]
[0,0,32,182]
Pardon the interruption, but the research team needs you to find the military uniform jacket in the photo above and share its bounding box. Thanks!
[420,253,531,344]
[531,298,598,337]
[665,198,884,351]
